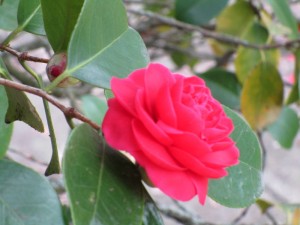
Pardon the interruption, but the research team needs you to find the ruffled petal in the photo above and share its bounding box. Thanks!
[135,89,173,146]
[132,119,183,171]
[191,175,208,205]
[144,63,175,116]
[145,164,196,201]
[173,102,203,135]
[102,99,137,151]
[111,77,140,116]
[155,83,177,127]
[170,147,227,178]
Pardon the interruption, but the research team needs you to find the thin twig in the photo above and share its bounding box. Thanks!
[265,211,278,225]
[158,203,213,225]
[0,78,101,131]
[128,9,300,50]
[0,45,49,63]
[232,207,250,225]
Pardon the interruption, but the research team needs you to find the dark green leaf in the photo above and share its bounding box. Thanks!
[267,107,299,149]
[235,22,279,83]
[64,124,162,225]
[81,94,108,125]
[0,0,19,31]
[0,159,65,225]
[64,0,149,89]
[200,68,241,109]
[209,106,263,208]
[142,197,164,225]
[175,0,228,25]
[4,86,44,132]
[0,86,13,158]
[267,0,298,39]
[18,0,45,35]
[241,62,283,130]
[41,0,84,52]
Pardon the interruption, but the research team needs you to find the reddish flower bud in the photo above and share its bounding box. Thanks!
[46,52,79,88]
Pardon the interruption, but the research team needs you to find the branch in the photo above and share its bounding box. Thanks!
[128,9,300,50]
[0,45,49,63]
[0,78,101,131]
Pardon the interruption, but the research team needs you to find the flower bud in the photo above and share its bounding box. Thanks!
[46,52,79,88]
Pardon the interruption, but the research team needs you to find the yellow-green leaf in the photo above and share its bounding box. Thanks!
[235,22,279,83]
[210,0,256,55]
[241,62,283,130]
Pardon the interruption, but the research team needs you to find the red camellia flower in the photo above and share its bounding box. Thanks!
[102,63,239,204]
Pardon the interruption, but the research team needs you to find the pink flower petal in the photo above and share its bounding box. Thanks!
[102,99,137,151]
[132,119,184,171]
[135,89,173,146]
[170,147,227,178]
[145,164,197,201]
[144,63,175,116]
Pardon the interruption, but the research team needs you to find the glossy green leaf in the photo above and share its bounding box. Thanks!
[0,86,13,158]
[241,62,283,130]
[210,0,256,55]
[267,107,299,149]
[175,0,229,25]
[0,58,44,132]
[0,159,65,225]
[64,0,149,89]
[209,106,263,208]
[17,0,45,35]
[200,68,241,109]
[267,0,298,39]
[64,124,162,225]
[4,86,44,132]
[286,50,300,104]
[235,22,279,83]
[0,0,18,31]
[40,0,84,52]
[81,95,108,125]
[142,198,164,225]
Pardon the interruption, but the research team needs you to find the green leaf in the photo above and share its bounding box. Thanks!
[241,62,283,130]
[142,198,164,225]
[65,0,149,89]
[0,86,13,158]
[81,94,108,125]
[0,159,65,225]
[104,89,114,100]
[235,22,279,83]
[175,0,229,25]
[199,68,241,109]
[64,124,163,225]
[0,0,19,31]
[40,0,84,52]
[0,57,44,132]
[267,107,299,149]
[17,0,45,35]
[267,0,298,39]
[4,85,44,133]
[209,106,263,208]
[210,0,256,55]
[256,199,273,214]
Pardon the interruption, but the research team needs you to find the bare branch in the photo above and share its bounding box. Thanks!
[128,9,300,50]
[0,45,49,63]
[0,78,101,131]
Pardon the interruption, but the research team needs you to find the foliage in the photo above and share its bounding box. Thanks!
[0,0,299,224]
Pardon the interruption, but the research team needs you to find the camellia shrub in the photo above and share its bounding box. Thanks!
[0,0,299,224]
